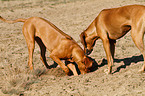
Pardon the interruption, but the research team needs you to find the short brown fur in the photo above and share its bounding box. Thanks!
[0,16,93,76]
[80,5,145,74]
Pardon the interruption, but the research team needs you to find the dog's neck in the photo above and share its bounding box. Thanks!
[84,19,98,39]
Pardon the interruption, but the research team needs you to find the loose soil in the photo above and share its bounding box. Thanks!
[0,0,145,96]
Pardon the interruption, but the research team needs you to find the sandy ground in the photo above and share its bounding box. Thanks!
[0,0,145,96]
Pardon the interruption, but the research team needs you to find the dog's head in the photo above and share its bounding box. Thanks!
[80,32,97,55]
[82,56,94,72]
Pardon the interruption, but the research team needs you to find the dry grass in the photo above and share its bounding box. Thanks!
[0,64,46,95]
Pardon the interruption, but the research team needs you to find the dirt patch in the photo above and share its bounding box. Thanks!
[0,0,145,96]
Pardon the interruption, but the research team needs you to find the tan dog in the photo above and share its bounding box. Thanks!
[80,5,145,74]
[0,16,93,76]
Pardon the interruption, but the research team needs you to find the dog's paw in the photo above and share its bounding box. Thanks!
[138,69,145,73]
[104,69,112,74]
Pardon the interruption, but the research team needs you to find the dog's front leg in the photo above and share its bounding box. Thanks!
[102,38,114,74]
[67,64,78,76]
[76,62,87,75]
[49,54,70,75]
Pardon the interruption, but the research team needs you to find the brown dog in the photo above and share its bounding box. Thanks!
[0,16,93,76]
[80,5,145,74]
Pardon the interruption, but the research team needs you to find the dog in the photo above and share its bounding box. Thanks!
[80,5,145,74]
[0,16,93,76]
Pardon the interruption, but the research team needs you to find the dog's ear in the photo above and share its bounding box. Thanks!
[83,56,92,69]
[80,32,86,47]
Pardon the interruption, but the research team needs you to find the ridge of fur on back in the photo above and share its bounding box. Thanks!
[40,17,73,40]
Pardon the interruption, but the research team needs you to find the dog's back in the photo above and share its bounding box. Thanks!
[22,17,74,52]
[96,5,145,40]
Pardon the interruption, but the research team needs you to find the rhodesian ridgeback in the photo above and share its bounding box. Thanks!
[0,16,93,76]
[80,5,145,74]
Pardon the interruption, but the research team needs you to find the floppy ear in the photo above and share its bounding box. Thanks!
[83,56,92,69]
[80,32,86,47]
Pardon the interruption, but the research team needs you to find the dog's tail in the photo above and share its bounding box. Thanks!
[0,16,26,23]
